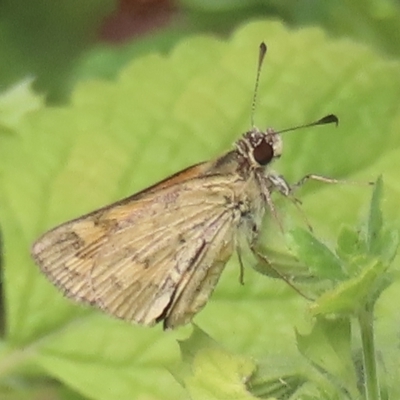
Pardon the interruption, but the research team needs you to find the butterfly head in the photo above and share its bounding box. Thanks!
[236,128,282,169]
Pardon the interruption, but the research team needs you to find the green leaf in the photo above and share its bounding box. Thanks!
[336,226,364,262]
[185,348,255,400]
[176,326,256,400]
[248,355,308,399]
[1,20,400,399]
[363,177,399,263]
[172,324,218,386]
[310,258,387,316]
[294,178,397,400]
[249,373,306,399]
[296,317,359,398]
[287,228,345,280]
[336,178,398,272]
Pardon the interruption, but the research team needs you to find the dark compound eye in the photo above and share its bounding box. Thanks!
[253,139,274,165]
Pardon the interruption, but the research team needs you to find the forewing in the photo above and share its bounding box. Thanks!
[32,168,241,327]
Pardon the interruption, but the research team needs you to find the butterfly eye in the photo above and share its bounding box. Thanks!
[253,139,274,165]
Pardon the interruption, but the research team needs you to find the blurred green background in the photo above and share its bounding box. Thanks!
[1,1,400,399]
[2,0,400,103]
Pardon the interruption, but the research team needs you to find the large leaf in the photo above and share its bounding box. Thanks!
[0,20,399,399]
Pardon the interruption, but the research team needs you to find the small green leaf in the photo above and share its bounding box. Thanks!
[374,227,399,264]
[178,325,218,366]
[296,317,359,398]
[248,356,307,399]
[186,347,256,400]
[252,246,311,281]
[250,373,306,399]
[173,324,219,385]
[287,228,346,280]
[310,258,387,316]
[176,326,256,400]
[336,226,365,262]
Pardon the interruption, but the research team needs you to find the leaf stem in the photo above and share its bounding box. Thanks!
[358,304,380,400]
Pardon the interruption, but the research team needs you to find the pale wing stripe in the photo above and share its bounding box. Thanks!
[95,207,232,323]
[33,231,108,303]
[95,205,227,298]
[96,200,224,265]
[87,201,221,289]
[35,193,229,310]
[124,209,233,325]
[31,174,242,326]
[87,245,174,318]
[33,201,217,302]
[35,178,231,280]
[163,210,234,328]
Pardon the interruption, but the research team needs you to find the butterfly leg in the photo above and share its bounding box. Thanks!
[291,174,345,190]
[291,174,374,191]
[236,244,245,285]
[260,182,285,233]
[249,241,312,300]
[266,173,313,231]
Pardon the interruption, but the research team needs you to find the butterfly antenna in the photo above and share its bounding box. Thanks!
[277,114,339,134]
[251,42,267,128]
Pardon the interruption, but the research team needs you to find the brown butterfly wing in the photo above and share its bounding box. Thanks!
[32,167,242,328]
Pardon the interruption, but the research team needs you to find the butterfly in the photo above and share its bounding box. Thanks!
[31,43,339,329]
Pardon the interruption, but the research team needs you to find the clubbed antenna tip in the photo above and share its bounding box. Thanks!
[250,42,267,128]
[277,114,339,134]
